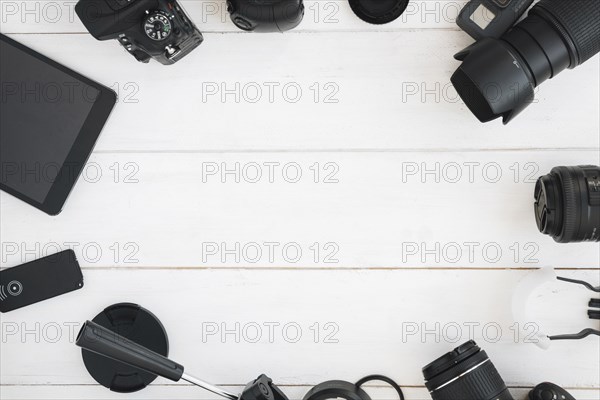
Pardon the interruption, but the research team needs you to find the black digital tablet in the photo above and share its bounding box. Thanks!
[0,34,116,215]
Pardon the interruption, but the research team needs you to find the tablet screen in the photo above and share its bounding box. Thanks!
[1,39,100,204]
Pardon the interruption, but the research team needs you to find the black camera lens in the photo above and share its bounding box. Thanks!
[452,0,600,123]
[422,341,514,400]
[534,166,600,243]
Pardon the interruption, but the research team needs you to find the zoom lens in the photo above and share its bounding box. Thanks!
[422,341,514,400]
[451,0,600,123]
[534,165,600,243]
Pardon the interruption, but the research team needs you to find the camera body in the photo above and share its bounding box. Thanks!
[76,0,203,65]
[456,0,534,40]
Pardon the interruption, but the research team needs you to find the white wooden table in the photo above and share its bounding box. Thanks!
[1,1,599,399]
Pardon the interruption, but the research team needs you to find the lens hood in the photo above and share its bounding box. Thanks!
[452,39,535,124]
[303,381,371,400]
[452,0,600,123]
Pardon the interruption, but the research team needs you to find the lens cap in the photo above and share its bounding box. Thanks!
[348,0,409,24]
[81,303,169,393]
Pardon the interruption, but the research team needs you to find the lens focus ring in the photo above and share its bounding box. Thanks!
[532,0,600,65]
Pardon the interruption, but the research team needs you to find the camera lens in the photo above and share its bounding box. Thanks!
[534,166,600,243]
[422,341,514,400]
[451,0,600,123]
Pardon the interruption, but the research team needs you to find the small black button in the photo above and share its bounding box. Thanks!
[541,389,556,400]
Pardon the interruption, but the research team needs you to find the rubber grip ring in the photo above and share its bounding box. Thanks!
[303,380,370,400]
[356,375,405,400]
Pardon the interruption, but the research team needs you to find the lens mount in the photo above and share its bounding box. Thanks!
[452,39,535,124]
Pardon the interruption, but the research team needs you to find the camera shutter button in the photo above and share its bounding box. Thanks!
[540,389,557,400]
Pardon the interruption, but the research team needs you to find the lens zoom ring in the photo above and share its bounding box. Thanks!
[534,0,600,64]
[432,362,509,400]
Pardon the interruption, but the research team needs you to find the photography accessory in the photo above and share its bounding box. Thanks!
[0,34,116,215]
[529,382,575,400]
[457,0,534,40]
[348,0,409,25]
[81,303,170,393]
[557,276,600,293]
[589,296,600,320]
[423,341,513,400]
[512,267,600,349]
[0,250,83,313]
[303,381,371,400]
[452,0,600,124]
[76,315,285,400]
[75,0,203,65]
[355,376,404,400]
[228,0,304,32]
[303,376,404,400]
[534,165,600,243]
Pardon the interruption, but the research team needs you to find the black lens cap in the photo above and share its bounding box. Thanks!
[81,303,169,393]
[348,0,409,24]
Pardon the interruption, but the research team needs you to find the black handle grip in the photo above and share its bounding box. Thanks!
[76,320,185,382]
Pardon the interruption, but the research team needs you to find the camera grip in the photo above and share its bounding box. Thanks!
[76,320,185,382]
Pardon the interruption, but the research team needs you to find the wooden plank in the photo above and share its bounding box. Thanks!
[0,0,469,33]
[1,269,599,388]
[1,32,598,152]
[1,385,599,400]
[2,151,599,269]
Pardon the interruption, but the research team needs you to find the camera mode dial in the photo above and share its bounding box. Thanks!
[144,11,173,41]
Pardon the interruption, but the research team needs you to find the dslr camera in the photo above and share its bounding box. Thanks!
[76,0,305,65]
[76,0,203,65]
[452,0,600,123]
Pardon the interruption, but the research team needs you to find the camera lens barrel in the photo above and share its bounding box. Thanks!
[423,341,514,400]
[452,0,600,123]
[534,166,600,243]
[503,0,600,88]
[531,0,600,66]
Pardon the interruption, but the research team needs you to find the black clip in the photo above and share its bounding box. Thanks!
[548,277,600,341]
